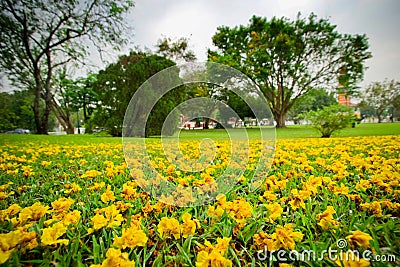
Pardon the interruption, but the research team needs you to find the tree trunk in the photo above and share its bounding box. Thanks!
[50,97,75,134]
[275,112,286,128]
[33,90,43,134]
[65,122,75,134]
[83,103,88,123]
[377,111,382,123]
[33,69,46,134]
[41,94,51,134]
[204,117,209,129]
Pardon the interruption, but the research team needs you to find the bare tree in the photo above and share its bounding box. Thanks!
[0,0,134,133]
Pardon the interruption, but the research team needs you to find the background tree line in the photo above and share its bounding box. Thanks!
[1,2,399,136]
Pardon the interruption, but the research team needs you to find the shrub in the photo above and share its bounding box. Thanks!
[306,104,354,138]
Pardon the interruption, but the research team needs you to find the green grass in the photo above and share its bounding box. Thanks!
[276,122,400,138]
[0,123,399,266]
[1,122,399,146]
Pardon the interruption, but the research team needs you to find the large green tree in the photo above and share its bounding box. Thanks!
[0,0,134,134]
[363,79,399,123]
[208,14,371,127]
[93,51,185,137]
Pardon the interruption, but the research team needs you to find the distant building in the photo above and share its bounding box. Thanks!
[337,93,357,107]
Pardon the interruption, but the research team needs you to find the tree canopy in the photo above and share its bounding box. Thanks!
[0,0,134,134]
[93,52,185,137]
[208,13,371,127]
[363,79,400,123]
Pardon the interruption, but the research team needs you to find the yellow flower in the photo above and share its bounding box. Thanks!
[213,237,231,254]
[196,237,232,267]
[253,231,277,251]
[273,224,303,250]
[288,189,306,210]
[51,197,74,213]
[41,161,52,167]
[360,202,382,217]
[121,183,137,200]
[21,165,34,177]
[92,248,134,267]
[64,183,82,194]
[0,204,21,223]
[90,214,108,232]
[101,185,115,203]
[0,230,21,252]
[229,198,253,223]
[157,217,181,239]
[206,205,225,218]
[17,185,30,193]
[333,184,350,195]
[264,203,283,222]
[207,196,252,224]
[355,180,371,191]
[115,201,132,212]
[101,205,123,228]
[89,182,105,191]
[18,202,49,224]
[181,213,197,238]
[316,206,340,230]
[113,226,148,249]
[0,248,15,264]
[88,205,123,233]
[62,210,81,226]
[196,250,232,267]
[41,222,69,246]
[334,251,370,267]
[346,230,372,249]
[0,192,9,200]
[262,190,278,202]
[81,169,102,179]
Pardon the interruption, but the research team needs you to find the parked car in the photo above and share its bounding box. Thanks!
[6,128,30,134]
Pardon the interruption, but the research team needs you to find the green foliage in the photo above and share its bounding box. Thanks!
[156,36,197,62]
[393,94,400,121]
[0,92,18,130]
[208,13,371,127]
[363,79,400,122]
[93,52,185,137]
[55,72,99,133]
[288,88,337,122]
[357,100,376,120]
[306,104,355,138]
[0,0,134,134]
[0,90,36,131]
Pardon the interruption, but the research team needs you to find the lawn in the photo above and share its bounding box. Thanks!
[275,122,400,139]
[0,123,399,266]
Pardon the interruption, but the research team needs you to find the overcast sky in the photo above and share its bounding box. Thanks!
[121,0,400,89]
[1,0,399,92]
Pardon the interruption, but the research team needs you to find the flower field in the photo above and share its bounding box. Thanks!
[0,134,399,266]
